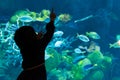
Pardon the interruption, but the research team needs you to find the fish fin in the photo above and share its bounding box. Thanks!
[16,15,19,18]
[109,43,113,48]
[86,32,89,36]
[76,33,79,38]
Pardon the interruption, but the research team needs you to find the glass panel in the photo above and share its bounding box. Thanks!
[0,0,120,80]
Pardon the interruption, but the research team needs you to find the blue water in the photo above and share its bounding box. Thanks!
[0,0,120,80]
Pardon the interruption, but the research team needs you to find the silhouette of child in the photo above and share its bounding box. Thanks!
[14,9,56,80]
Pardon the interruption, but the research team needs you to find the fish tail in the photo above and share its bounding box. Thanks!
[76,33,79,38]
[109,43,113,48]
[86,32,89,36]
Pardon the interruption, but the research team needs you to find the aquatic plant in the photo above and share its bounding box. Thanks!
[89,70,104,80]
[47,69,58,80]
[47,68,73,80]
[102,56,112,68]
[0,59,22,80]
[45,48,61,72]
[71,65,86,80]
[87,50,104,64]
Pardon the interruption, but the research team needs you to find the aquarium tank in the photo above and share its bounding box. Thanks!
[0,0,120,80]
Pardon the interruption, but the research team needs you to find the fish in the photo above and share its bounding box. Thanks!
[18,16,33,22]
[83,64,97,71]
[86,31,100,39]
[74,15,93,23]
[73,55,86,64]
[78,46,88,50]
[74,48,86,54]
[58,13,72,22]
[116,35,120,40]
[74,48,82,54]
[53,31,64,37]
[77,33,90,42]
[109,40,120,48]
[54,40,64,47]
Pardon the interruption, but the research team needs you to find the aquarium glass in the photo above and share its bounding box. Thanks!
[0,0,120,80]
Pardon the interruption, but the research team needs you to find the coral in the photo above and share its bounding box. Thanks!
[10,10,30,24]
[0,59,22,80]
